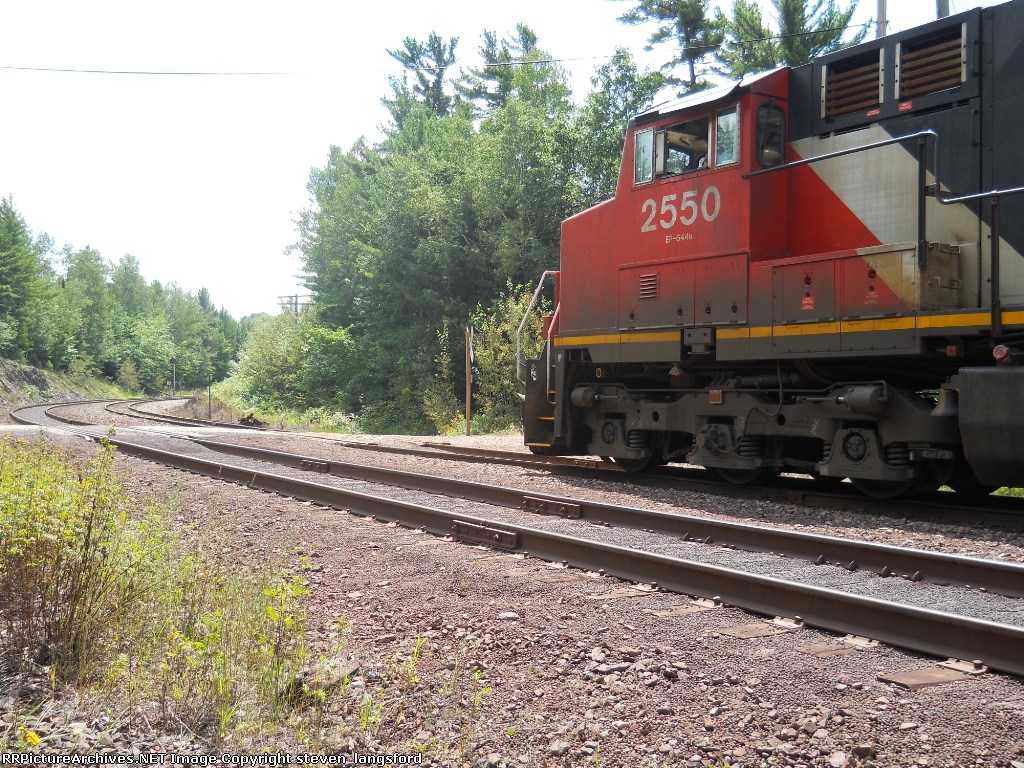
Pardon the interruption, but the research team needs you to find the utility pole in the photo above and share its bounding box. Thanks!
[170,357,177,395]
[208,374,213,420]
[277,294,311,313]
[465,326,474,437]
[877,0,887,38]
[937,0,950,18]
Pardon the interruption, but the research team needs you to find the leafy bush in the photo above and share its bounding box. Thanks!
[231,312,306,410]
[0,435,308,737]
[470,286,549,431]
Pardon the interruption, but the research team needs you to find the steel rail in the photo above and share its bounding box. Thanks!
[366,442,1024,530]
[19,401,1023,596]
[27,398,1024,532]
[115,399,265,430]
[191,436,1024,597]
[10,404,1024,676]
[26,399,1024,530]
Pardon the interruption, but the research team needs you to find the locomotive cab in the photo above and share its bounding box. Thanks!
[523,0,1024,497]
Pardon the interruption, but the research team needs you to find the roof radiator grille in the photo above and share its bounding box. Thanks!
[895,24,966,100]
[822,49,882,119]
[639,273,659,299]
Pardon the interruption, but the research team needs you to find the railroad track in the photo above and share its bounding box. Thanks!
[10,399,1024,676]
[77,397,1024,530]
[23,399,1024,594]
[104,398,265,430]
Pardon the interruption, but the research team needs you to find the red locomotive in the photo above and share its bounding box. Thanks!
[521,0,1024,497]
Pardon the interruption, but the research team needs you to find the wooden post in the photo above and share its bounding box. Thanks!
[465,326,473,436]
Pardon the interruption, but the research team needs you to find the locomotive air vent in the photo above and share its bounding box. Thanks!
[822,49,883,119]
[639,273,659,299]
[895,24,965,100]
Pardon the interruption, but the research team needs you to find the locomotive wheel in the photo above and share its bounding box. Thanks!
[612,455,656,473]
[850,478,915,499]
[716,467,771,485]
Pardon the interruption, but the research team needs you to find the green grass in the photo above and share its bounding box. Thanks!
[995,486,1024,497]
[0,435,309,748]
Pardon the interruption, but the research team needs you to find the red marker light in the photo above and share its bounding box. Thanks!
[993,344,1012,362]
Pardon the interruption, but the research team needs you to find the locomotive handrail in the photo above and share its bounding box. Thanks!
[937,184,1024,337]
[516,270,558,385]
[546,302,562,406]
[937,185,1024,205]
[742,129,940,180]
[744,129,941,282]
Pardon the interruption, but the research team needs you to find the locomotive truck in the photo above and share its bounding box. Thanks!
[520,0,1024,498]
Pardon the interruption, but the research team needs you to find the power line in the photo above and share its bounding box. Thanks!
[393,20,875,73]
[0,65,297,75]
[3,18,874,78]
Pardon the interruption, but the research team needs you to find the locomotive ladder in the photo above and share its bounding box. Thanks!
[517,270,559,450]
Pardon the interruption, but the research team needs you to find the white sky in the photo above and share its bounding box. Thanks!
[0,0,1001,318]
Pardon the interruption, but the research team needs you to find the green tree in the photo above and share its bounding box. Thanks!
[0,197,47,360]
[110,314,174,392]
[456,25,540,114]
[470,287,549,430]
[288,31,667,432]
[386,32,460,118]
[294,141,375,331]
[718,0,866,77]
[61,247,114,373]
[616,0,726,92]
[111,254,153,318]
[232,312,306,410]
[298,325,359,411]
[574,49,665,205]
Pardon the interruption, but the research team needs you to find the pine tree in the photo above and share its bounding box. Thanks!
[615,0,726,92]
[386,32,460,117]
[456,25,540,114]
[0,197,44,359]
[718,0,867,78]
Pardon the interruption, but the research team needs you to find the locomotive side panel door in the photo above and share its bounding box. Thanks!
[694,253,748,325]
[772,260,840,353]
[839,248,918,352]
[617,261,695,330]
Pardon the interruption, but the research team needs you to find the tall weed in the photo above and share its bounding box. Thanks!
[0,435,308,738]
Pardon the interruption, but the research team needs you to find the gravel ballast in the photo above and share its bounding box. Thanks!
[4,405,1024,765]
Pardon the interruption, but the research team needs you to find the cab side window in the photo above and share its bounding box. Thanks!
[756,104,785,168]
[715,105,740,167]
[634,128,655,185]
[661,116,710,175]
